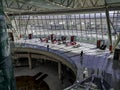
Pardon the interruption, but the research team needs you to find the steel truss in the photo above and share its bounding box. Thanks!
[48,0,105,8]
[3,0,42,12]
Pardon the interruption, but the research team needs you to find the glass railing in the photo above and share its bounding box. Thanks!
[64,81,85,90]
[64,76,112,90]
[64,79,99,90]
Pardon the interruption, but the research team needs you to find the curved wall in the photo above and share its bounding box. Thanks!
[12,47,77,76]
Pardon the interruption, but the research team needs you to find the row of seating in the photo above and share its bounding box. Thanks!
[39,35,77,47]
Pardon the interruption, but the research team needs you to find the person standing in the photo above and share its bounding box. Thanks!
[47,45,49,51]
[83,68,88,80]
[80,50,83,64]
[80,50,83,57]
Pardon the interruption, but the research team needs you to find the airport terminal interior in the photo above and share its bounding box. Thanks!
[0,0,120,90]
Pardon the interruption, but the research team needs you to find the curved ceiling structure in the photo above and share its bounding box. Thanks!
[3,0,120,14]
[3,0,69,13]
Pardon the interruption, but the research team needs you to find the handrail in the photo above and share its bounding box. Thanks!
[12,42,77,75]
[14,42,77,69]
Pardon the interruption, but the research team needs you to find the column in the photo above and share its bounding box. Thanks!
[0,1,16,90]
[58,62,61,80]
[28,53,32,69]
[105,0,113,52]
[112,60,120,90]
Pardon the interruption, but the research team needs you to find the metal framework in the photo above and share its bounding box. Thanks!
[47,0,105,8]
[3,0,46,12]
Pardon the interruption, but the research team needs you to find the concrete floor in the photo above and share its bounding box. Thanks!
[14,62,62,90]
[14,60,74,90]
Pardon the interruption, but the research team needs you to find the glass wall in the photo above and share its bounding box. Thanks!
[11,11,120,46]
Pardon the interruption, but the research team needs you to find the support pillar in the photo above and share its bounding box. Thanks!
[28,53,32,69]
[105,0,113,52]
[112,60,120,90]
[113,34,120,50]
[58,62,61,80]
[0,1,16,90]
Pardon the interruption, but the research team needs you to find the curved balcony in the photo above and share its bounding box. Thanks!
[11,38,114,90]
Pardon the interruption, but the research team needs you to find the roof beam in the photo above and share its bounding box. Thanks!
[8,6,106,16]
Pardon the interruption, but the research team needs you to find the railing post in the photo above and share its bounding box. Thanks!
[28,53,32,69]
[58,62,61,80]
